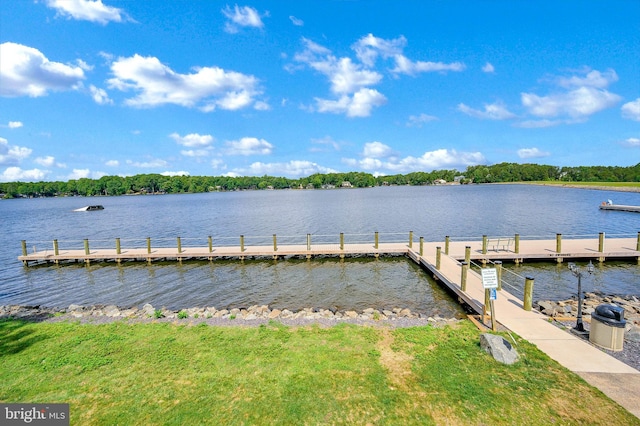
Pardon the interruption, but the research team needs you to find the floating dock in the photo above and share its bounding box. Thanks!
[599,204,640,213]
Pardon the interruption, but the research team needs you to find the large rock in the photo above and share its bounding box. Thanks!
[142,303,155,317]
[480,333,519,365]
[626,325,640,343]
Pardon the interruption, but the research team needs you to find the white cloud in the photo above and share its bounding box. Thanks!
[211,159,227,170]
[345,148,485,174]
[45,0,127,25]
[621,98,640,121]
[169,132,214,148]
[306,55,382,95]
[352,34,407,67]
[0,42,85,97]
[289,16,304,26]
[126,158,169,168]
[391,56,465,76]
[363,142,394,158]
[1,167,47,181]
[310,136,341,152]
[407,113,438,127]
[0,137,32,165]
[515,119,564,129]
[482,62,495,73]
[555,68,618,89]
[108,54,262,111]
[161,171,190,177]
[8,121,23,129]
[517,147,550,159]
[457,102,516,120]
[225,137,273,155]
[105,160,119,167]
[521,86,621,119]
[67,168,90,179]
[89,85,113,105]
[623,137,640,147]
[34,156,56,167]
[237,160,338,177]
[315,88,387,117]
[222,5,264,33]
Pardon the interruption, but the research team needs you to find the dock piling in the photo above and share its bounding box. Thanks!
[177,237,182,254]
[524,277,534,311]
[374,231,379,249]
[240,235,245,252]
[208,236,213,253]
[460,261,468,291]
[445,236,450,255]
[556,233,563,263]
[53,239,59,256]
[409,231,413,248]
[436,246,441,270]
[495,261,503,291]
[340,233,344,250]
[306,234,311,251]
[464,246,471,265]
[419,237,424,256]
[515,234,520,254]
[273,234,277,252]
[147,237,151,254]
[482,235,487,254]
[116,238,121,255]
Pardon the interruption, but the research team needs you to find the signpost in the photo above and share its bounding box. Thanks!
[481,268,498,331]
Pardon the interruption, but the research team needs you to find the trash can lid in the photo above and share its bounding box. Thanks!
[594,304,625,321]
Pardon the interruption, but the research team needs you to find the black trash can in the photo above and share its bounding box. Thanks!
[589,304,626,351]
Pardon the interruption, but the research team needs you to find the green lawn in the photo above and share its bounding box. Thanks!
[1,319,637,425]
[524,181,640,189]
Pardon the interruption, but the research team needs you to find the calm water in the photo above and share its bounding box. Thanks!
[1,185,639,311]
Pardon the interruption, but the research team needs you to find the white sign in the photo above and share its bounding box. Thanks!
[481,268,498,289]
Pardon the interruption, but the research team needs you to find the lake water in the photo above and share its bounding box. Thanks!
[1,184,639,312]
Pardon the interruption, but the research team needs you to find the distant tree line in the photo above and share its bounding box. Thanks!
[1,162,639,198]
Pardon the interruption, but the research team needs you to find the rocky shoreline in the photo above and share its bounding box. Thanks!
[0,304,462,328]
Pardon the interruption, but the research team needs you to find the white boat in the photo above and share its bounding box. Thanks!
[74,205,104,212]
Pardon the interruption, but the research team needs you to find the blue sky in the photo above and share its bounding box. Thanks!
[1,0,639,182]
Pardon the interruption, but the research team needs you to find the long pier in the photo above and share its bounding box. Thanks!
[15,231,640,416]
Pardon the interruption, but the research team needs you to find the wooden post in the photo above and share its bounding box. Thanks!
[240,235,245,252]
[116,238,121,254]
[307,234,311,251]
[419,237,424,256]
[460,261,468,291]
[483,288,490,321]
[515,234,520,254]
[464,246,471,265]
[273,234,277,252]
[147,237,151,254]
[445,236,450,255]
[21,240,27,257]
[436,246,441,270]
[208,236,213,253]
[374,231,379,249]
[598,232,604,253]
[556,233,562,253]
[84,239,89,255]
[482,235,487,254]
[495,261,503,291]
[409,231,413,249]
[524,277,534,311]
[636,231,639,252]
[53,239,59,256]
[490,299,497,331]
[340,233,344,250]
[177,237,182,254]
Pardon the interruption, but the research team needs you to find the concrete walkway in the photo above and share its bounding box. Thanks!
[414,248,640,418]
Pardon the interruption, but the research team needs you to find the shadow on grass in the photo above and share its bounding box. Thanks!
[0,316,51,357]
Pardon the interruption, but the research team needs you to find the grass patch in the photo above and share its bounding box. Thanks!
[1,319,637,425]
[523,181,640,189]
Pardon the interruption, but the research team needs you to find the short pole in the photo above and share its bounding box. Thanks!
[482,235,487,254]
[556,233,562,253]
[21,240,27,257]
[515,234,520,254]
[445,236,450,255]
[84,239,89,255]
[461,261,468,291]
[409,231,413,248]
[147,237,151,254]
[177,237,182,254]
[419,237,424,256]
[240,235,245,252]
[636,231,639,252]
[307,234,311,251]
[524,277,534,311]
[495,261,503,291]
[53,239,59,256]
[374,231,379,249]
[208,236,213,253]
[273,234,277,252]
[115,238,121,255]
[598,232,604,253]
[436,246,441,270]
[464,246,471,265]
[340,233,344,250]
[484,288,490,320]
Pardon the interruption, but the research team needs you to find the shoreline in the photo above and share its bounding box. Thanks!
[515,182,640,193]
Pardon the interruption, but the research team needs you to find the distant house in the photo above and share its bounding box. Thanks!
[434,179,447,185]
[341,181,352,188]
[306,183,315,189]
[321,184,336,189]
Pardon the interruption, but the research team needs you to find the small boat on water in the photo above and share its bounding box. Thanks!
[74,205,105,212]
[599,201,640,213]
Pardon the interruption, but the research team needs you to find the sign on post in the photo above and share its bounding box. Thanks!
[481,268,498,289]
[489,288,497,300]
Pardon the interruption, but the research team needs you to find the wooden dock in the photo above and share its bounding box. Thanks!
[599,204,640,213]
